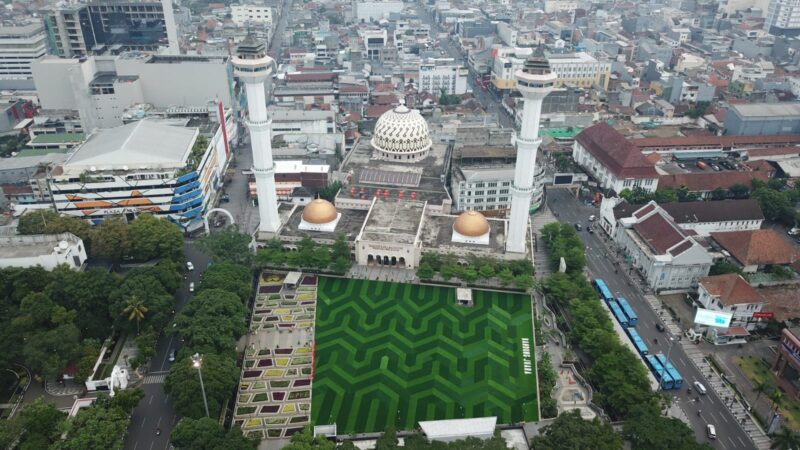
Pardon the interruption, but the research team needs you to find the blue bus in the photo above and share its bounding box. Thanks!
[626,328,649,356]
[645,354,675,390]
[608,300,629,328]
[656,353,684,389]
[616,297,638,327]
[593,279,614,303]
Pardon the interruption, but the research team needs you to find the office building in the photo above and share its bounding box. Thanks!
[355,0,403,22]
[697,274,767,332]
[766,0,800,37]
[546,52,611,90]
[231,4,273,26]
[42,0,179,58]
[419,58,469,95]
[774,327,800,400]
[0,22,49,90]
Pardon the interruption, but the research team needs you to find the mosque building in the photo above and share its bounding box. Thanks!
[235,37,553,268]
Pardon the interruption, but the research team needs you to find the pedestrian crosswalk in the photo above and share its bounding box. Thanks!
[143,373,167,385]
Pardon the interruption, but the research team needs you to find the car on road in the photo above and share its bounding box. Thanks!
[587,225,594,233]
[189,282,195,293]
[588,215,596,222]
[186,261,194,271]
[694,380,707,395]
[574,223,582,231]
[706,424,716,440]
[655,323,665,332]
[168,350,176,362]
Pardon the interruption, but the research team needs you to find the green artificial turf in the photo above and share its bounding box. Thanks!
[311,277,538,434]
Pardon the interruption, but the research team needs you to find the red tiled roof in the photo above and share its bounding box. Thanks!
[711,229,800,266]
[0,184,33,195]
[365,105,393,118]
[744,146,800,158]
[658,171,770,192]
[285,72,337,82]
[373,94,398,105]
[575,123,658,178]
[700,273,765,306]
[632,211,688,255]
[340,85,369,94]
[632,134,800,150]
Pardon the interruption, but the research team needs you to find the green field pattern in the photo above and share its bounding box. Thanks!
[311,277,538,434]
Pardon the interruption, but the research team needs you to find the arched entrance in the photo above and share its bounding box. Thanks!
[398,257,406,268]
[204,208,235,234]
[367,255,374,265]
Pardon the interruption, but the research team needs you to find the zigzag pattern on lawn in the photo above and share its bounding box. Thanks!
[311,277,538,434]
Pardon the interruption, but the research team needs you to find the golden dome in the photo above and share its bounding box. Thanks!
[453,211,490,237]
[302,199,338,224]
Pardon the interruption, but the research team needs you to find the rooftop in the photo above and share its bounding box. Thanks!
[61,120,197,174]
[280,205,367,241]
[420,214,507,253]
[711,229,800,266]
[575,123,658,178]
[730,103,800,118]
[700,274,765,306]
[360,200,426,245]
[614,199,764,223]
[0,233,82,260]
[632,211,690,256]
[632,134,800,150]
[658,171,771,192]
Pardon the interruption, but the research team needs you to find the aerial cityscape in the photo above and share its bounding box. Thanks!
[2,0,800,449]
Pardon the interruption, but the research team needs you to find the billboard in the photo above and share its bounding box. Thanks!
[553,173,574,185]
[694,308,733,328]
[753,311,774,319]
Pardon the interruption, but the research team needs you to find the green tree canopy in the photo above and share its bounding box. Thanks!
[173,289,248,354]
[164,352,240,419]
[198,262,252,303]
[91,216,131,261]
[197,226,253,265]
[624,404,713,450]
[170,417,257,450]
[56,395,130,450]
[128,213,184,261]
[530,410,622,450]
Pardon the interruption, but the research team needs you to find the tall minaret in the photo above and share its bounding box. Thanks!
[506,52,557,254]
[232,35,281,233]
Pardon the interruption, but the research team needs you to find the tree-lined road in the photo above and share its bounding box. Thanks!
[546,188,755,450]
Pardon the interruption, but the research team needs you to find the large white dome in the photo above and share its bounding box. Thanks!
[370,104,432,162]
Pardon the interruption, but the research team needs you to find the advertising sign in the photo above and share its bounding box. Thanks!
[694,308,733,328]
[753,311,774,319]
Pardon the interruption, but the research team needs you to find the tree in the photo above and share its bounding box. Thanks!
[74,339,102,382]
[753,380,770,402]
[769,388,784,411]
[128,213,184,261]
[531,410,622,450]
[623,404,712,450]
[123,296,148,335]
[282,426,335,450]
[654,188,678,203]
[317,181,343,202]
[164,352,240,419]
[416,263,434,280]
[514,274,534,290]
[5,398,67,449]
[312,246,332,268]
[728,183,750,199]
[173,289,248,354]
[478,264,495,279]
[17,210,60,235]
[771,427,800,450]
[375,426,399,450]
[752,187,793,223]
[171,417,257,450]
[710,187,727,200]
[198,262,252,303]
[197,227,253,265]
[91,216,131,261]
[332,256,351,275]
[498,268,515,286]
[709,260,744,276]
[57,396,130,450]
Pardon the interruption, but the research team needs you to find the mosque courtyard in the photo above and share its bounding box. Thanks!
[311,276,538,434]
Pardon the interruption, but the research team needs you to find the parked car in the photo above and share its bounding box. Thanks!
[574,223,582,231]
[587,225,594,233]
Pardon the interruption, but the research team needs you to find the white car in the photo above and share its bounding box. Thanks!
[168,350,176,362]
[186,261,194,271]
[589,215,596,222]
[706,424,716,440]
[694,380,707,395]
[189,282,195,293]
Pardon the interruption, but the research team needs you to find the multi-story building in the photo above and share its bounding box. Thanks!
[773,327,800,400]
[697,274,767,332]
[572,123,659,194]
[614,202,713,291]
[766,0,800,37]
[360,28,388,61]
[450,146,546,216]
[0,22,49,90]
[49,116,231,231]
[543,0,582,13]
[355,0,403,22]
[491,47,533,91]
[0,233,87,270]
[231,4,273,26]
[418,58,468,95]
[723,103,800,136]
[546,52,611,90]
[42,0,178,58]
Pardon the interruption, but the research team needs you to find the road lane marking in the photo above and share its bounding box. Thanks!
[140,417,146,429]
[720,411,730,423]
[148,395,153,405]
[728,437,738,448]
[164,394,169,404]
[737,436,746,447]
[133,441,138,450]
[149,442,154,450]
[159,335,174,372]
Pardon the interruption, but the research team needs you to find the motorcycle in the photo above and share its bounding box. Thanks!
[156,428,161,436]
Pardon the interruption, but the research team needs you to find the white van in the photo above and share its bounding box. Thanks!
[706,424,716,439]
[694,381,707,395]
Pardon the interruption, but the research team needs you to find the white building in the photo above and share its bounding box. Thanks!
[0,233,87,270]
[496,22,518,46]
[767,0,800,36]
[32,53,233,130]
[49,118,230,231]
[355,0,403,22]
[546,52,611,90]
[544,0,582,13]
[601,198,764,238]
[0,22,48,90]
[491,47,533,91]
[419,58,469,95]
[572,123,659,194]
[614,202,713,291]
[697,274,767,331]
[231,4,273,26]
[270,110,335,135]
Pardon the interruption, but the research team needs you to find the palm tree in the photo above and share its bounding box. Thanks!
[770,427,800,450]
[754,381,771,401]
[769,389,784,413]
[123,297,148,335]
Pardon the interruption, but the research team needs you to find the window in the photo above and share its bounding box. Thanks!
[487,190,496,195]
[499,189,509,194]
[475,190,484,196]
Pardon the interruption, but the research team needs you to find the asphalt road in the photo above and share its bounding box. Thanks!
[123,243,213,450]
[546,188,755,449]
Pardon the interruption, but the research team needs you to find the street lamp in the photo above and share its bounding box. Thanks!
[192,353,210,418]
[659,336,676,392]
